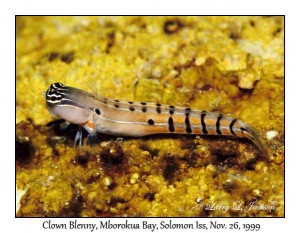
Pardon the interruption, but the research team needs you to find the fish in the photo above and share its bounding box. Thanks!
[45,82,269,161]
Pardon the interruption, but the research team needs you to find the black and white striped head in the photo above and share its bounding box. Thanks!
[46,82,65,105]
[45,83,92,125]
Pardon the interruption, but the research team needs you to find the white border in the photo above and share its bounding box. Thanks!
[3,0,297,233]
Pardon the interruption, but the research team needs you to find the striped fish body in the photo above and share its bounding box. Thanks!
[46,83,268,161]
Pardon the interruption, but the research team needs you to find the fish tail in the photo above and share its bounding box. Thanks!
[240,122,269,162]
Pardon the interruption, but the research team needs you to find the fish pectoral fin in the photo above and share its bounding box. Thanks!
[87,132,100,147]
